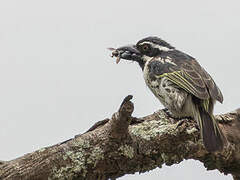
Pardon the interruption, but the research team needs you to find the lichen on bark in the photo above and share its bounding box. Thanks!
[0,97,240,180]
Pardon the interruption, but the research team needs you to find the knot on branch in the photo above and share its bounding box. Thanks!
[119,95,134,117]
[109,95,134,139]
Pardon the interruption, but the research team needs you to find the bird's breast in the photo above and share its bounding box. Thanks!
[143,60,153,87]
[143,57,168,87]
[142,57,178,105]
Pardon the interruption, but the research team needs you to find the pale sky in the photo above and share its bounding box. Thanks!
[0,0,239,179]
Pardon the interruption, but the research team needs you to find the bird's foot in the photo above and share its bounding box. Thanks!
[176,119,186,128]
[163,108,192,122]
[162,108,175,118]
[194,124,200,131]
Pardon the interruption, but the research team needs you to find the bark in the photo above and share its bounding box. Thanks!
[0,95,240,180]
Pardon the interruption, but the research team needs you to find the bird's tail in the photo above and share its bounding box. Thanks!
[194,105,225,152]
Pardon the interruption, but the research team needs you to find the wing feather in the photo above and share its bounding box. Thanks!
[150,58,223,102]
[158,71,209,100]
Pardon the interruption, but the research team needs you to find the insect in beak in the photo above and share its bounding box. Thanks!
[108,48,121,64]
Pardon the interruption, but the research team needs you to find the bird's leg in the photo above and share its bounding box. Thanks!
[162,108,191,120]
[162,108,193,128]
[162,108,175,118]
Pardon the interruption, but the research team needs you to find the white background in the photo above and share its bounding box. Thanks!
[0,0,239,179]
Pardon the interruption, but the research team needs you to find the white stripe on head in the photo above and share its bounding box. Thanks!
[139,42,173,52]
[142,55,177,66]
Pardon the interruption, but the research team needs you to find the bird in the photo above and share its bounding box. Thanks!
[110,36,225,152]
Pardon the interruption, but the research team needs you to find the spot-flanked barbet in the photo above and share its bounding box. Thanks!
[110,36,225,152]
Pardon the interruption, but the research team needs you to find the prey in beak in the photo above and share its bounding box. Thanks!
[108,45,142,64]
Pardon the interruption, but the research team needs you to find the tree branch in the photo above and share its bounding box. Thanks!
[0,96,239,180]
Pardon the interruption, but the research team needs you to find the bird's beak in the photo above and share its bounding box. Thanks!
[108,45,142,64]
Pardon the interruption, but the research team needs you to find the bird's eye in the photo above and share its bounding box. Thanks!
[142,44,149,51]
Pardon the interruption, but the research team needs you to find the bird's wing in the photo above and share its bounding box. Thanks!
[149,58,223,102]
[197,65,223,103]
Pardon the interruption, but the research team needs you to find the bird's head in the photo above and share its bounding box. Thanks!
[110,36,175,69]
